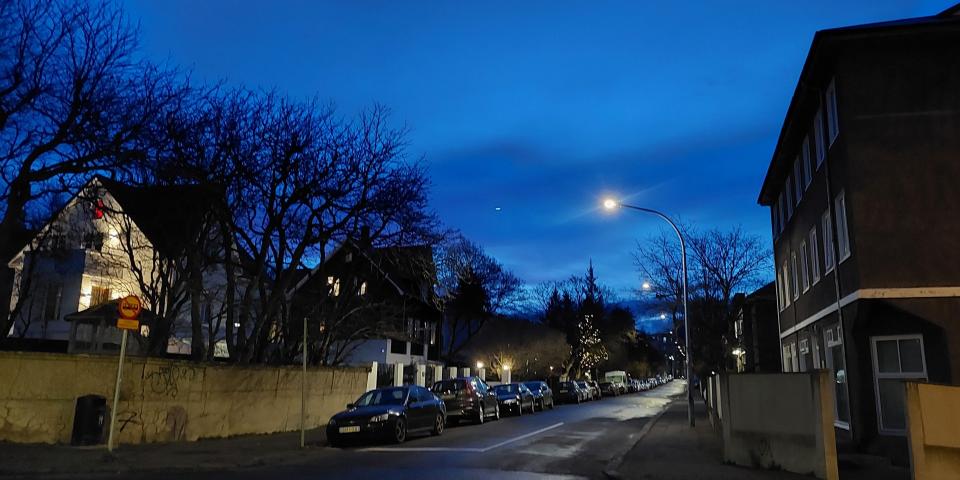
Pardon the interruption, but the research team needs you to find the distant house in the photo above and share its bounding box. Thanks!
[757,5,960,460]
[730,283,779,374]
[5,176,230,356]
[289,237,442,367]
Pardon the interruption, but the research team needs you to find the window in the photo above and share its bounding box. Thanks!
[90,286,112,306]
[799,338,811,372]
[43,284,62,321]
[344,252,353,263]
[826,78,839,145]
[814,106,825,168]
[871,335,926,434]
[785,179,794,219]
[781,260,790,308]
[783,344,793,372]
[776,271,784,310]
[809,227,821,284]
[359,281,367,295]
[793,157,803,206]
[771,207,779,239]
[778,193,786,232]
[791,252,799,301]
[390,339,407,355]
[822,211,835,272]
[824,324,851,427]
[800,241,810,292]
[327,276,341,296]
[802,136,812,190]
[835,192,851,261]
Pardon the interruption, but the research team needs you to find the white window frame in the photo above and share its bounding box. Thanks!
[809,227,821,284]
[822,211,835,273]
[791,252,799,301]
[778,193,786,232]
[802,136,812,190]
[826,78,839,146]
[793,157,803,206]
[835,192,851,262]
[824,325,851,429]
[800,240,810,293]
[781,260,791,308]
[870,334,927,435]
[814,106,825,168]
[786,179,794,219]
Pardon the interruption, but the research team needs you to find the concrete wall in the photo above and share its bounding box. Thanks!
[720,371,838,480]
[0,351,367,445]
[906,382,960,480]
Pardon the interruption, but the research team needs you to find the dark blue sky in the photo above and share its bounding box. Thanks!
[127,0,950,299]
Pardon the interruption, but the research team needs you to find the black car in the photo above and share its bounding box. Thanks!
[492,383,536,415]
[522,381,555,410]
[599,381,619,396]
[431,376,500,424]
[556,381,583,404]
[326,385,445,447]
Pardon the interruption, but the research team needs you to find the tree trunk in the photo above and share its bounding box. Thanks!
[188,247,205,361]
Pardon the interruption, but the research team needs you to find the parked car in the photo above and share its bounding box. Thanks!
[599,381,619,396]
[587,380,603,400]
[523,381,555,410]
[576,381,596,401]
[327,385,445,447]
[431,377,500,425]
[492,383,536,415]
[557,381,585,404]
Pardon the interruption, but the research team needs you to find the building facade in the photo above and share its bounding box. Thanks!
[730,282,780,374]
[758,5,960,461]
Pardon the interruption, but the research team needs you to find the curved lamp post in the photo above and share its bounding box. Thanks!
[603,198,694,427]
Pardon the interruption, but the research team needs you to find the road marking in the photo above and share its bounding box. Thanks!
[477,422,564,452]
[360,422,565,453]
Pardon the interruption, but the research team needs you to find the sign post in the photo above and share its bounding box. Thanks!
[107,295,142,452]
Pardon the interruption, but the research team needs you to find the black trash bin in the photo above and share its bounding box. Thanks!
[71,395,106,446]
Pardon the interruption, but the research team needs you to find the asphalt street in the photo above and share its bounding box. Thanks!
[102,381,684,480]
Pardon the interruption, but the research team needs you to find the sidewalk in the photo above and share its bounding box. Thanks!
[606,398,909,480]
[0,428,330,478]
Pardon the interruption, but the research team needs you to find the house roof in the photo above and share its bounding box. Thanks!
[757,5,960,205]
[95,176,223,256]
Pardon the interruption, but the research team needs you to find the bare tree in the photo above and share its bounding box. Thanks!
[0,0,185,338]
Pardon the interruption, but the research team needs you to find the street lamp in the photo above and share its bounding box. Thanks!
[603,197,695,427]
[476,361,484,369]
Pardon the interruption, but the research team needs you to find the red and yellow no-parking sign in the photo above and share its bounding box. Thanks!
[116,295,142,331]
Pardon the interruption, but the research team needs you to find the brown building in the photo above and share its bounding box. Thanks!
[757,5,960,461]
[730,282,780,374]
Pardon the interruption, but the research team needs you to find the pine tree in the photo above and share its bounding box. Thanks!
[572,312,608,376]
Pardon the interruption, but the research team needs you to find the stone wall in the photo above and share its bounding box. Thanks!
[0,351,367,444]
[906,382,960,479]
[719,371,838,480]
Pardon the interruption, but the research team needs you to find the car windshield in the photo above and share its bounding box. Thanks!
[493,384,517,394]
[432,380,464,394]
[355,387,407,407]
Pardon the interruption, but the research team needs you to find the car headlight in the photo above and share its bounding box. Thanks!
[328,418,337,426]
[370,413,390,423]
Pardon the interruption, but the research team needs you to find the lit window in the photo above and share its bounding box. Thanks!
[332,279,340,296]
[822,211,835,272]
[359,281,367,295]
[814,106,825,168]
[826,78,839,146]
[871,335,926,434]
[809,227,821,284]
[835,192,851,261]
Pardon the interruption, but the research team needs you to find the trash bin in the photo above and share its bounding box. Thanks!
[70,395,106,446]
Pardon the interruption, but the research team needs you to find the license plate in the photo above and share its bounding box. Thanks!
[338,426,360,433]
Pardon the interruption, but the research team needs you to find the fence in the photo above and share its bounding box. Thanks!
[906,382,960,479]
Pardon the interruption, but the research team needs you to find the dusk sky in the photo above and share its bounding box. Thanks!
[127,0,951,300]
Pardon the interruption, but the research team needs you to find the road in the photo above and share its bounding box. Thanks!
[121,381,684,480]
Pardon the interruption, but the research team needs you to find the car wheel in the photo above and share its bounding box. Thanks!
[431,413,444,436]
[476,405,485,424]
[550,399,555,409]
[494,403,501,420]
[393,418,407,444]
[529,401,535,414]
[517,403,523,416]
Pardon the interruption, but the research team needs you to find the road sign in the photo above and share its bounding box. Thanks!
[116,318,140,331]
[117,295,142,320]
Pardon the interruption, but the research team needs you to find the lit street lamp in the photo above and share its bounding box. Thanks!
[603,197,695,427]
